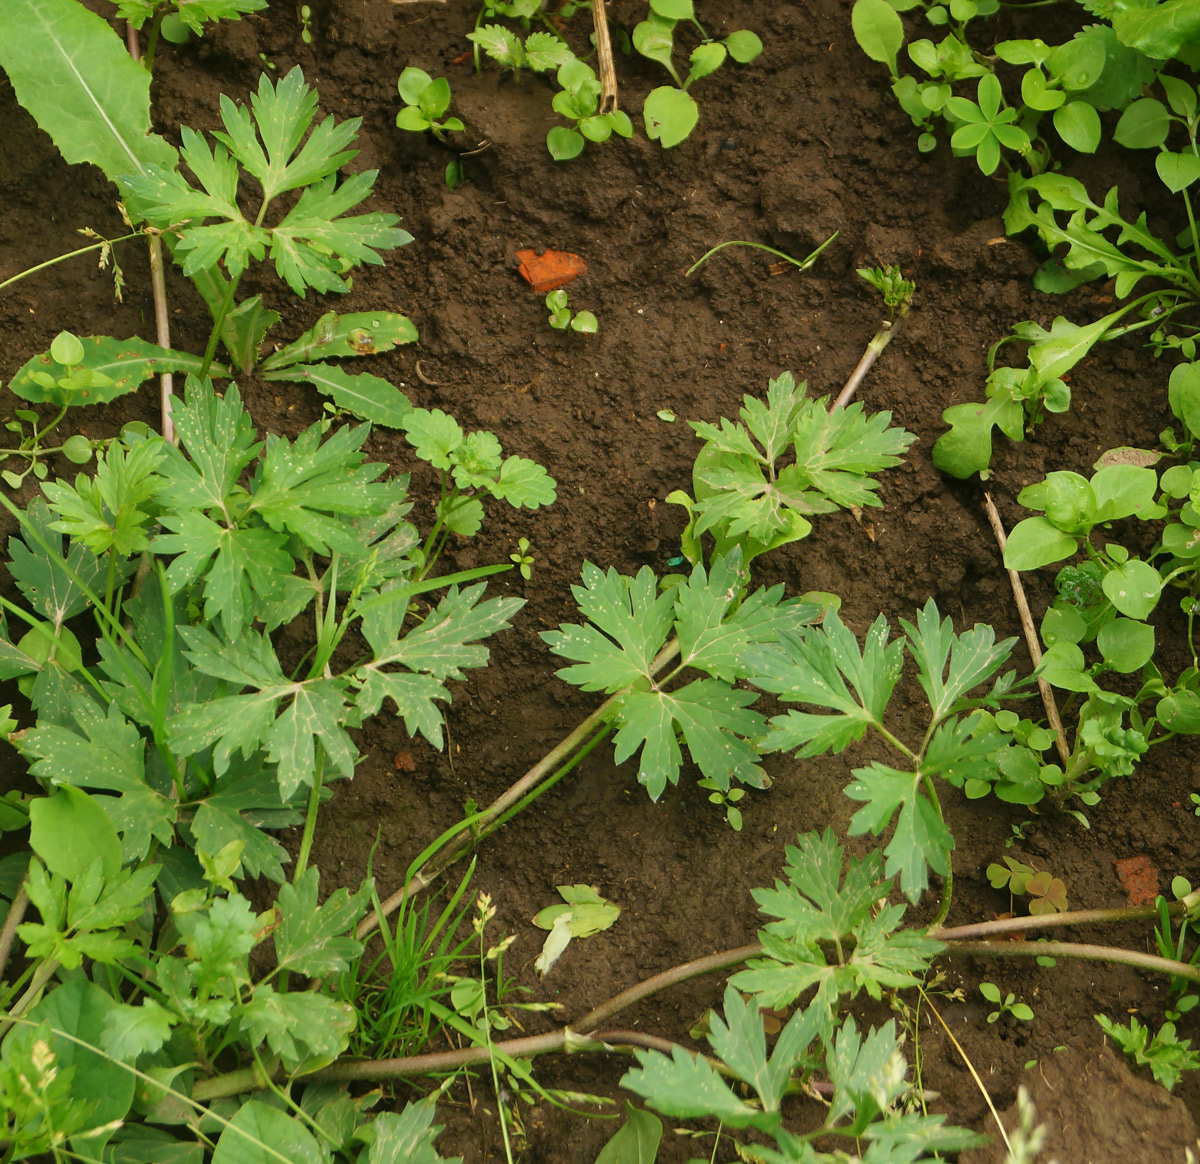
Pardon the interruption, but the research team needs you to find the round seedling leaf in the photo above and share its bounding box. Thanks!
[571,310,598,334]
[61,434,94,464]
[687,42,726,85]
[1041,604,1087,645]
[724,29,763,63]
[421,76,453,119]
[1053,100,1101,152]
[1157,151,1200,193]
[398,66,434,105]
[1037,641,1097,692]
[396,105,433,132]
[49,330,85,367]
[1161,464,1195,499]
[1097,616,1155,673]
[579,115,613,143]
[633,15,677,72]
[1113,97,1170,148]
[650,0,693,17]
[160,11,191,42]
[1101,559,1162,620]
[1047,35,1106,90]
[16,622,83,673]
[547,125,585,160]
[1021,67,1064,111]
[1003,516,1079,571]
[643,86,699,148]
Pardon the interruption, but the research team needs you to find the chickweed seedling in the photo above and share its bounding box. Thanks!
[548,58,634,160]
[980,982,1035,1023]
[545,289,598,333]
[396,67,465,143]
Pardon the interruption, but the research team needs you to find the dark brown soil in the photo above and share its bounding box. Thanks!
[2,1,1199,1161]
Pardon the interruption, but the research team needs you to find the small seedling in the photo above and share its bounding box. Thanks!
[987,856,1069,915]
[467,24,573,76]
[697,777,745,830]
[545,289,597,333]
[510,537,535,580]
[532,884,620,975]
[685,232,838,278]
[1156,876,1200,1020]
[397,67,465,143]
[1005,820,1033,848]
[634,2,763,149]
[1191,793,1200,816]
[547,58,633,160]
[980,982,1034,1023]
[299,3,312,44]
[0,331,110,488]
[858,264,916,319]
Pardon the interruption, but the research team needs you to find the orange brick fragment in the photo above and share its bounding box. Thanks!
[516,248,587,294]
[1114,855,1159,906]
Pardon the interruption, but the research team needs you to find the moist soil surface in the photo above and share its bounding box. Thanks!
[2,1,1200,1161]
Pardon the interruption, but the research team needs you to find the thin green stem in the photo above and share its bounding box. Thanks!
[294,744,326,881]
[142,8,165,73]
[199,271,243,380]
[685,232,839,278]
[479,932,516,1164]
[922,772,953,932]
[33,404,69,449]
[149,564,186,799]
[0,959,61,1039]
[0,234,143,294]
[359,638,683,938]
[482,724,612,838]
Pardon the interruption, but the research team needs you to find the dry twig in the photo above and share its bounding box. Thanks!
[593,0,619,113]
[982,492,1071,766]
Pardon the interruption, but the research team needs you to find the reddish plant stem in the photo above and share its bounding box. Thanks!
[0,883,29,984]
[943,938,1200,983]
